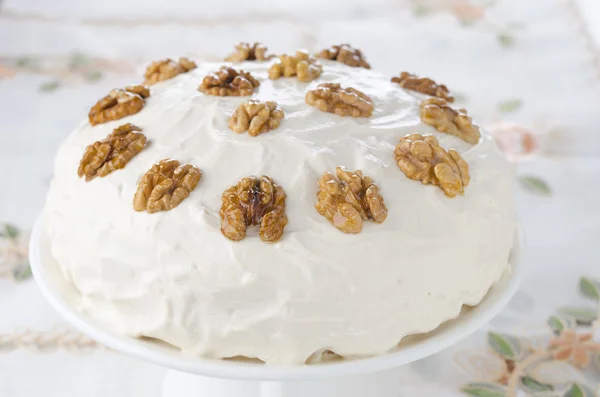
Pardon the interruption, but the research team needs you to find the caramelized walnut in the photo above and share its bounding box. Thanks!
[268,50,322,82]
[125,85,150,99]
[225,42,274,62]
[178,57,197,71]
[305,83,374,117]
[316,44,370,69]
[220,176,287,242]
[229,100,284,136]
[316,167,387,233]
[143,57,197,85]
[420,98,480,144]
[394,133,469,197]
[391,72,454,102]
[78,123,146,181]
[88,85,150,126]
[198,66,260,96]
[133,159,201,213]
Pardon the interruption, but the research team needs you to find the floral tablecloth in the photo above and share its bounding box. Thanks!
[1,0,599,396]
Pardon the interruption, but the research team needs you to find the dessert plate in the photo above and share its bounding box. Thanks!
[30,213,524,396]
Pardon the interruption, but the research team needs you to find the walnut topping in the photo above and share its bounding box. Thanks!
[143,57,197,85]
[78,123,146,182]
[133,159,201,213]
[316,167,387,234]
[420,98,481,144]
[225,42,274,62]
[198,66,260,96]
[268,50,322,82]
[178,57,197,71]
[305,83,374,117]
[391,72,454,102]
[220,176,287,242]
[394,134,470,197]
[229,100,284,137]
[125,85,150,99]
[88,85,150,126]
[316,44,370,69]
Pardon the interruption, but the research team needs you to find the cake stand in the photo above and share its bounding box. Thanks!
[30,214,524,397]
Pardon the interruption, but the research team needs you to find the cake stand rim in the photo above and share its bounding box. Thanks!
[30,212,524,381]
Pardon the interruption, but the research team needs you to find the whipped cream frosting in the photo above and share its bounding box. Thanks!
[44,60,517,365]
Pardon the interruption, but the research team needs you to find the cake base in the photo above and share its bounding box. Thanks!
[30,212,523,394]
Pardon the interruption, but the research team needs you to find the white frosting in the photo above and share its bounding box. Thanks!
[44,60,517,365]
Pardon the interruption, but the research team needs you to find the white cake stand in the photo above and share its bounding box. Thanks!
[30,214,524,397]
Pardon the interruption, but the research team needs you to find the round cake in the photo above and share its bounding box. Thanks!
[44,46,517,365]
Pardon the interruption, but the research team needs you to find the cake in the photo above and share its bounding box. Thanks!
[44,43,517,365]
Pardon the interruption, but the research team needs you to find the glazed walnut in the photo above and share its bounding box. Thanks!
[78,123,146,181]
[198,66,260,96]
[88,85,150,126]
[420,98,480,144]
[133,159,202,213]
[143,57,197,85]
[268,50,322,82]
[394,134,470,197]
[225,42,274,62]
[316,167,387,234]
[391,72,453,102]
[220,176,287,242]
[229,100,284,136]
[316,44,370,69]
[305,83,374,117]
[124,85,150,98]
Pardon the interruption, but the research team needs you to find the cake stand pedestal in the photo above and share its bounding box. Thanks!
[161,369,401,397]
[30,214,523,397]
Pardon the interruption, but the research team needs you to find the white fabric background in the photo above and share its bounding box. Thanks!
[0,0,599,395]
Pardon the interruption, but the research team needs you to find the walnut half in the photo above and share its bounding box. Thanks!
[316,167,387,234]
[268,50,322,82]
[225,42,274,62]
[316,44,371,69]
[198,66,260,96]
[229,100,284,137]
[394,134,470,197]
[133,159,202,213]
[220,176,287,242]
[78,123,146,181]
[305,83,374,117]
[88,85,150,126]
[420,98,481,144]
[391,72,454,102]
[143,57,197,85]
